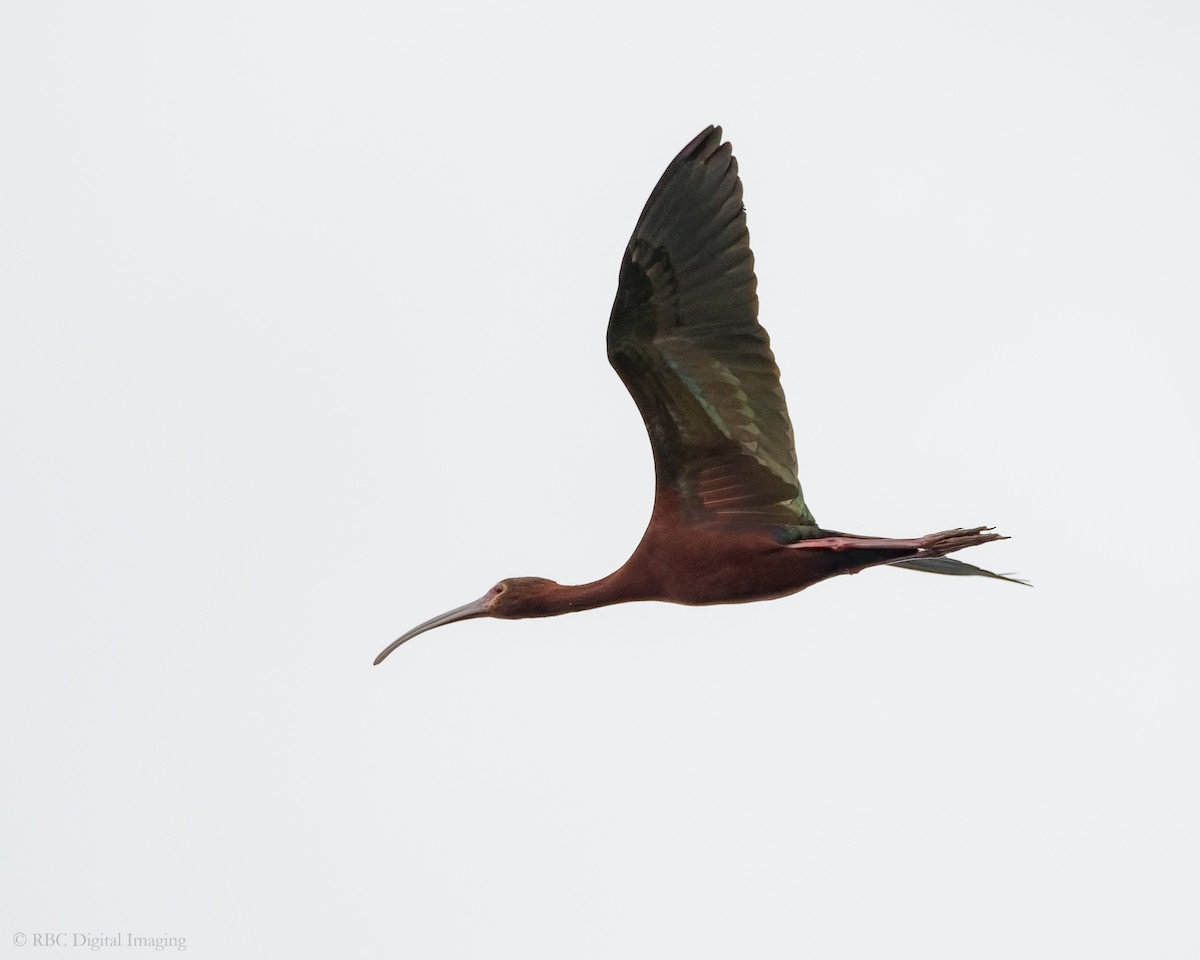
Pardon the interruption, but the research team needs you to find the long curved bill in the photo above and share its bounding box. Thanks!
[373,594,491,665]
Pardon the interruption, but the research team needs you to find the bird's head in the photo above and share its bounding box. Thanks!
[373,577,560,664]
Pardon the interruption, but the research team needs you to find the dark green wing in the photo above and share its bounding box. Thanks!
[607,126,815,528]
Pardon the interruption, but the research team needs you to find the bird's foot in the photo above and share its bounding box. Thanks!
[787,526,1006,557]
[912,526,1007,558]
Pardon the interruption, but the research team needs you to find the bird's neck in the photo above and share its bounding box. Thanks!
[536,571,649,616]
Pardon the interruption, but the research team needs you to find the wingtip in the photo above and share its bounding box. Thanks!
[682,124,724,157]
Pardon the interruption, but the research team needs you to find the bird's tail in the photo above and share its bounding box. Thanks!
[891,555,1030,586]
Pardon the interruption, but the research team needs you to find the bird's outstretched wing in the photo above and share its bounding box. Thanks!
[607,126,815,528]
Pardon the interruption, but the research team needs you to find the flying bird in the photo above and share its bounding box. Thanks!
[375,126,1021,664]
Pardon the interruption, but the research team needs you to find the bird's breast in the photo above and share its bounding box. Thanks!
[625,522,844,606]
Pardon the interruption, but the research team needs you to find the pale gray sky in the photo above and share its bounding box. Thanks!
[3,2,1198,957]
